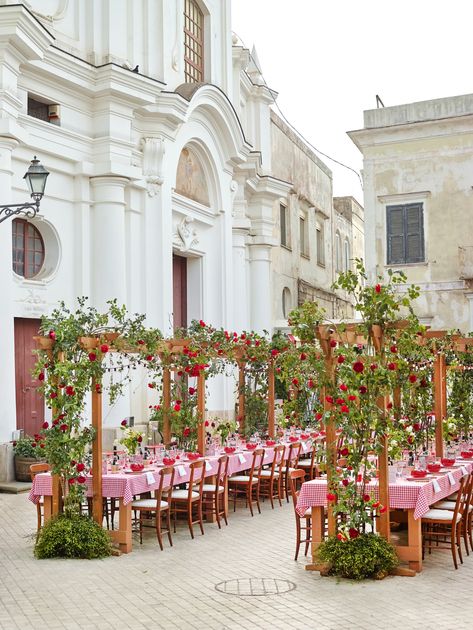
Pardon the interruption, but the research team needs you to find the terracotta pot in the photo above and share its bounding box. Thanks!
[34,336,54,350]
[79,336,99,350]
[103,332,120,343]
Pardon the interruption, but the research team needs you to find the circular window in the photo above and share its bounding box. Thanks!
[12,219,45,278]
[282,287,291,319]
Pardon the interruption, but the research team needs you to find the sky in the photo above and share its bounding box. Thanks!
[231,0,473,203]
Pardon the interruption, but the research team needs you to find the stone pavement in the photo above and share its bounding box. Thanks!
[0,491,471,630]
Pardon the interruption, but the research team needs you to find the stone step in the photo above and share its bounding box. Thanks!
[0,481,32,494]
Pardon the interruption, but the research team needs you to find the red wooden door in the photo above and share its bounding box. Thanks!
[14,318,44,436]
[173,254,188,330]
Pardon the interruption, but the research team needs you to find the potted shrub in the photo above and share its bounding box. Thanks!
[12,436,44,482]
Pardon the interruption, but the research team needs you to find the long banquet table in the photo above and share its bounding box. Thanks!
[296,460,472,572]
[29,441,313,553]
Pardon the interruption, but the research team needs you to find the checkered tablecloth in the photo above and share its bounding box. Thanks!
[296,462,472,520]
[29,440,313,506]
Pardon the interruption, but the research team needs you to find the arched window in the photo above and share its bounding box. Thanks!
[282,287,291,319]
[344,239,350,272]
[12,219,45,278]
[335,231,342,272]
[184,0,204,83]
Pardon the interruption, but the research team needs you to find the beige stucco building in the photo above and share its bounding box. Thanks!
[270,111,364,327]
[349,94,473,332]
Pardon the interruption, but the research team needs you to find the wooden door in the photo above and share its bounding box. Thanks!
[14,318,44,436]
[173,254,187,330]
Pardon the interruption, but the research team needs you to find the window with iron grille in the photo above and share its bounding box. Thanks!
[316,225,325,266]
[12,219,45,278]
[386,203,425,264]
[184,0,204,83]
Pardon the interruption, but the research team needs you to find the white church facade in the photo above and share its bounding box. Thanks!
[0,1,362,468]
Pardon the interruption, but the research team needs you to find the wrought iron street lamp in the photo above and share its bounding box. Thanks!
[0,156,49,224]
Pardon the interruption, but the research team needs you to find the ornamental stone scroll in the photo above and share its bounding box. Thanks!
[141,136,166,197]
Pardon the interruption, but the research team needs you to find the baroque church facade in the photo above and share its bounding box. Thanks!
[0,1,362,462]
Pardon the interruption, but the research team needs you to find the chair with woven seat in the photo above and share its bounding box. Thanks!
[131,465,175,548]
[282,442,302,501]
[288,469,312,561]
[432,472,473,556]
[421,475,468,569]
[259,444,285,509]
[200,454,229,528]
[228,448,265,516]
[30,463,51,540]
[171,459,205,539]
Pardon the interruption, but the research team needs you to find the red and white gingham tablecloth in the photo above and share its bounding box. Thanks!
[29,441,311,506]
[296,461,472,520]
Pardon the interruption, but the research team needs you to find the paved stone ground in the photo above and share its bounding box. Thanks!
[0,492,471,630]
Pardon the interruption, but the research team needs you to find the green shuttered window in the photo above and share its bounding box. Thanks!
[387,203,424,264]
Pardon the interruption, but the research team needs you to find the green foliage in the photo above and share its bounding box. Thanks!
[35,514,112,559]
[12,436,41,458]
[287,302,325,343]
[317,533,398,580]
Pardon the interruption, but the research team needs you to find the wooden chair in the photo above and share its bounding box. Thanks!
[30,463,50,539]
[200,454,229,528]
[171,459,205,539]
[421,475,468,569]
[131,465,174,548]
[297,442,324,481]
[282,442,302,501]
[432,472,473,556]
[228,448,265,516]
[259,444,285,508]
[288,469,312,561]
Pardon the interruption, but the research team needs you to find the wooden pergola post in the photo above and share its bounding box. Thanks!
[197,371,205,455]
[237,361,246,434]
[162,365,171,445]
[91,376,103,525]
[267,361,275,438]
[433,352,446,457]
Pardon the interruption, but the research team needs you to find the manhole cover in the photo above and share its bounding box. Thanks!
[215,578,296,597]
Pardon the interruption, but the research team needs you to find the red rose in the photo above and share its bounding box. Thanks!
[292,378,299,386]
[60,423,68,432]
[198,320,206,327]
[146,355,153,362]
[408,436,414,444]
[349,527,360,539]
[413,423,421,432]
[76,463,85,472]
[380,505,388,513]
[375,284,381,294]
[348,395,357,401]
[121,419,127,427]
[409,374,417,383]
[325,396,334,404]
[77,475,86,484]
[40,443,45,449]
[316,412,323,420]
[42,421,49,430]
[420,378,428,388]
[271,349,279,357]
[340,405,349,414]
[183,427,191,437]
[174,404,181,412]
[65,386,75,396]
[137,435,143,443]
[330,339,337,348]
[48,330,56,340]
[370,363,377,371]
[353,361,364,373]
[188,387,196,395]
[340,447,349,456]
[100,344,109,354]
[38,372,45,381]
[390,345,397,353]
[31,442,37,448]
[357,474,363,482]
[148,383,155,389]
[339,384,348,392]
[88,352,97,362]
[70,460,77,466]
[337,355,345,364]
[204,420,209,427]
[307,379,315,389]
[337,533,346,541]
[336,398,345,405]
[388,362,397,371]
[137,339,145,345]
[363,494,371,502]
[95,384,102,394]
[300,352,307,360]
[342,479,349,487]
[372,501,380,509]
[326,493,337,502]
[68,477,75,485]
[386,402,393,409]
[49,392,58,399]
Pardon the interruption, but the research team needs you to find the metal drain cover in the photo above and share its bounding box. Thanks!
[215,578,296,597]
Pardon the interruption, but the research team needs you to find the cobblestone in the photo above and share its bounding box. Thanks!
[0,492,472,629]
